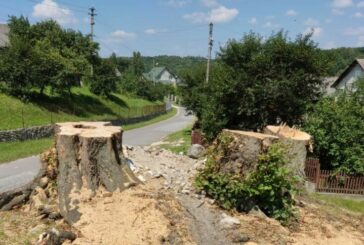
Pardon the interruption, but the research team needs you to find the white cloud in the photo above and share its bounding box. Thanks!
[209,6,238,23]
[304,27,323,37]
[344,27,364,36]
[166,0,189,8]
[144,28,167,34]
[183,5,238,23]
[286,9,297,16]
[354,12,364,18]
[248,17,257,25]
[145,28,158,34]
[323,41,337,49]
[332,8,345,15]
[358,1,364,8]
[304,18,319,26]
[332,0,353,8]
[110,30,136,42]
[32,0,76,24]
[201,0,219,8]
[357,36,364,46]
[263,21,279,28]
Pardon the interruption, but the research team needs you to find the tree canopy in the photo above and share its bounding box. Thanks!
[180,31,328,140]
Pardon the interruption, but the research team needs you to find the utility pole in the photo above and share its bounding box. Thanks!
[88,7,96,77]
[89,7,96,40]
[205,22,213,83]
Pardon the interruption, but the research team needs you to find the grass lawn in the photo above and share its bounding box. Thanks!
[159,125,192,154]
[311,193,364,214]
[0,108,177,164]
[0,86,163,130]
[0,138,53,164]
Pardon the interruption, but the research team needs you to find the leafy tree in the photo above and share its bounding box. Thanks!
[0,16,97,97]
[130,51,144,76]
[181,31,328,140]
[90,59,118,97]
[304,79,364,174]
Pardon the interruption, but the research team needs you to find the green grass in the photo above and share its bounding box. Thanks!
[311,194,364,214]
[0,86,163,130]
[159,125,192,154]
[123,107,177,130]
[0,108,178,164]
[0,138,53,164]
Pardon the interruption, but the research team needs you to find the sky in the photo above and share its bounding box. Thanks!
[1,0,364,57]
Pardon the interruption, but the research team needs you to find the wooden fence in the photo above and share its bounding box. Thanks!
[304,158,364,195]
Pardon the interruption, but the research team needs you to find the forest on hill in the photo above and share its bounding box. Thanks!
[111,47,364,78]
[321,47,364,76]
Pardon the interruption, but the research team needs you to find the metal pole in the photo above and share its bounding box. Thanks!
[206,22,213,83]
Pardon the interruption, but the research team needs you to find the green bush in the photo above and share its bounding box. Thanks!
[195,142,298,225]
[304,79,364,174]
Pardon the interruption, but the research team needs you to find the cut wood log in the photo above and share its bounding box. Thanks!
[216,130,279,177]
[55,122,140,224]
[264,125,311,178]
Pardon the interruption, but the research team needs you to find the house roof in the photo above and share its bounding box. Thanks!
[0,24,9,47]
[332,59,364,88]
[143,66,177,82]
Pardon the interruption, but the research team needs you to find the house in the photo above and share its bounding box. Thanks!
[143,67,180,86]
[331,59,364,92]
[0,24,9,47]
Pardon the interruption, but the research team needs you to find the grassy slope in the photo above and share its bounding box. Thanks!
[0,87,162,130]
[159,125,192,154]
[0,108,178,164]
[311,194,364,214]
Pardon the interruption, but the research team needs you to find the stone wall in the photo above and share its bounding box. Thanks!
[0,108,172,143]
[0,125,55,143]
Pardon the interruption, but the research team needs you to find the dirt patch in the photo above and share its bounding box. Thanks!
[73,179,194,245]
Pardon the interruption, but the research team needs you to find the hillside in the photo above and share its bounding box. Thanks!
[114,55,207,76]
[0,87,164,130]
[322,47,364,76]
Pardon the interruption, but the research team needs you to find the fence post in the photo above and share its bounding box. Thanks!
[315,160,320,190]
[21,108,25,128]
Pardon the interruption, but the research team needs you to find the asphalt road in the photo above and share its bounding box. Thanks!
[0,107,194,193]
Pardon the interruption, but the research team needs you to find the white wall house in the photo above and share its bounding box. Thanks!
[143,67,180,87]
[331,59,364,92]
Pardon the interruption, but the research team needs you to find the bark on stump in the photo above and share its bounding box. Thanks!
[264,125,311,178]
[55,122,139,224]
[217,130,279,177]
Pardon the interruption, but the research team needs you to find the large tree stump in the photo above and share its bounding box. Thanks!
[264,125,311,178]
[55,122,140,224]
[216,130,279,177]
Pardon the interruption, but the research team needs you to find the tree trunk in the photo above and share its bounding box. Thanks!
[216,130,279,178]
[264,125,311,178]
[55,122,140,224]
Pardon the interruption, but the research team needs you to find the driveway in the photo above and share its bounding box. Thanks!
[0,107,194,193]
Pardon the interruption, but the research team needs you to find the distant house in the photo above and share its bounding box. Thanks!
[143,67,180,86]
[0,24,9,47]
[331,59,364,92]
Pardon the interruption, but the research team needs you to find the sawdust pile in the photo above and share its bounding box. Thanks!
[72,179,194,245]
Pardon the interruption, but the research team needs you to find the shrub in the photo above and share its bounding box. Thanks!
[195,141,298,225]
[304,79,364,174]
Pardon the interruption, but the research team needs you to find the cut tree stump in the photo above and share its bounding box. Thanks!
[217,130,279,177]
[55,122,140,224]
[264,125,311,178]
